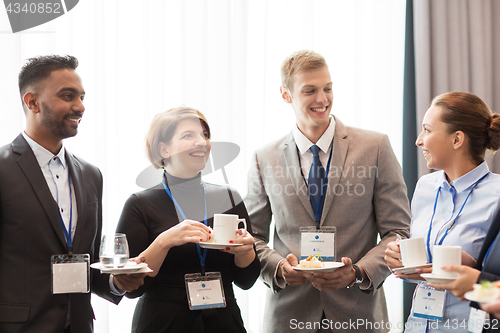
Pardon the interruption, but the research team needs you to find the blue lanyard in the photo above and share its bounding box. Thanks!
[297,145,333,226]
[162,181,208,275]
[426,173,488,262]
[57,167,73,254]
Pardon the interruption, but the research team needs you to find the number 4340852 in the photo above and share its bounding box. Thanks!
[5,2,62,14]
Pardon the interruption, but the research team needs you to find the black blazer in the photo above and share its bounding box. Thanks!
[116,174,260,333]
[0,134,120,333]
[474,206,500,332]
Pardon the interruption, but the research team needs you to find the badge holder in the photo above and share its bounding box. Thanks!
[468,308,488,333]
[412,284,445,321]
[300,226,336,261]
[185,272,226,310]
[51,254,90,294]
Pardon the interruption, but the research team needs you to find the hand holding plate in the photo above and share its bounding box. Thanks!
[280,253,307,286]
[394,265,432,281]
[223,229,256,268]
[304,257,355,291]
[427,265,480,300]
[481,298,500,317]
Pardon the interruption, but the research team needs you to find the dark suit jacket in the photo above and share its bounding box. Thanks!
[474,207,500,332]
[0,134,120,333]
[116,174,260,333]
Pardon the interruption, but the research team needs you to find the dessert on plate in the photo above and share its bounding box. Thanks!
[472,280,500,298]
[300,253,323,268]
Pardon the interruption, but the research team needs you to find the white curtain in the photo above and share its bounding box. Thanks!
[0,1,406,332]
[413,0,500,177]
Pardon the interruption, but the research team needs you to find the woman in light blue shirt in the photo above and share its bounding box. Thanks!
[385,91,500,333]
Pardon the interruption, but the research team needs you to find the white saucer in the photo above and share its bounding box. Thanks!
[293,262,345,273]
[464,291,499,303]
[90,262,151,275]
[394,263,432,275]
[198,242,243,249]
[421,273,458,284]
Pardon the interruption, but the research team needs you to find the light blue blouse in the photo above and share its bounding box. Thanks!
[405,162,500,333]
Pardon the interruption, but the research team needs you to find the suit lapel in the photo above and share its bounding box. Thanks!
[65,151,86,253]
[477,210,500,268]
[320,118,349,226]
[282,133,316,221]
[12,134,68,248]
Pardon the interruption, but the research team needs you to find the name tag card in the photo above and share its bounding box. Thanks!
[413,285,445,321]
[51,254,90,294]
[468,308,487,333]
[185,272,226,310]
[300,226,336,260]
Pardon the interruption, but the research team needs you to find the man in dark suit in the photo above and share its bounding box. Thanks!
[0,55,141,332]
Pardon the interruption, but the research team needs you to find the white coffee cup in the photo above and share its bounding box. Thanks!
[432,245,461,278]
[213,214,247,243]
[399,237,428,267]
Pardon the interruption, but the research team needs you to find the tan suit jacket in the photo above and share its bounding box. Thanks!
[245,118,411,333]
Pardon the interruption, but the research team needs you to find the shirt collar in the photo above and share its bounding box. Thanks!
[434,161,490,193]
[22,132,67,169]
[292,116,336,155]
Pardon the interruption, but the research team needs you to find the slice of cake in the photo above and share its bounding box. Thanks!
[473,280,500,298]
[300,253,324,268]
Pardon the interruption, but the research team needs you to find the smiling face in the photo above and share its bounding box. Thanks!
[415,105,457,171]
[160,118,211,179]
[25,68,85,150]
[283,66,333,137]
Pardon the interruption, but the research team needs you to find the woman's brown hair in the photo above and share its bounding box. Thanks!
[432,92,500,164]
[146,107,210,169]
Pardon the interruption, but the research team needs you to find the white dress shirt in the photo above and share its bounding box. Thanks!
[292,116,336,183]
[22,132,78,240]
[274,117,336,287]
[405,162,500,333]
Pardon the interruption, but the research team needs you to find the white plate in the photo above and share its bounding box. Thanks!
[293,262,345,273]
[421,273,457,284]
[464,291,500,303]
[198,242,243,249]
[394,263,432,275]
[90,262,151,275]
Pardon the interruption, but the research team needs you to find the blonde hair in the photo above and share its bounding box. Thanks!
[281,50,328,93]
[146,107,210,169]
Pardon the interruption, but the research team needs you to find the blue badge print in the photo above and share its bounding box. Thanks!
[428,292,431,297]
[315,235,319,239]
[202,283,206,288]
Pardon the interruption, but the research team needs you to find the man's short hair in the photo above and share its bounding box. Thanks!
[18,55,79,98]
[281,50,328,93]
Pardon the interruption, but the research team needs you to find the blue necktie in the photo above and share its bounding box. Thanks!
[309,145,325,210]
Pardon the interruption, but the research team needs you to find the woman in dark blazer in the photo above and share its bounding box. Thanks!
[429,201,500,332]
[116,107,260,333]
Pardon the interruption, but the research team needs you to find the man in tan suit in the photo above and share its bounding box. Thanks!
[244,50,411,332]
